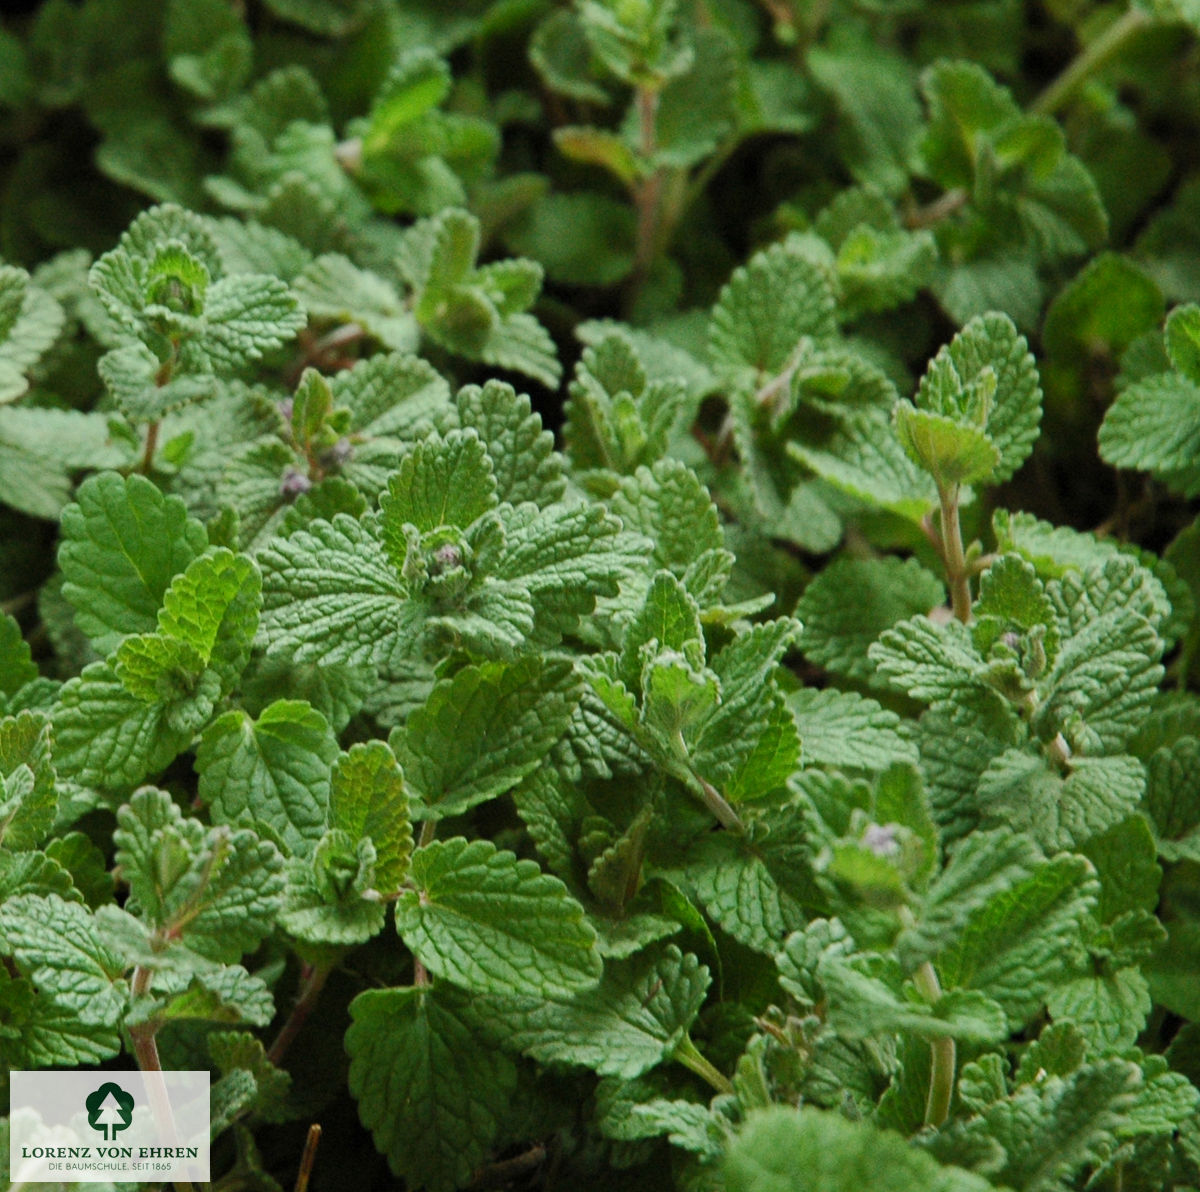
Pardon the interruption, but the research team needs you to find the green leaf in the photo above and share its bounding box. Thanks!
[0,613,37,703]
[203,274,305,370]
[0,711,56,850]
[1099,373,1200,492]
[348,985,518,1192]
[649,28,737,169]
[685,817,822,953]
[726,1105,995,1192]
[869,616,984,704]
[53,659,195,788]
[0,894,127,1026]
[293,254,418,352]
[894,405,1000,487]
[257,514,413,671]
[577,0,693,87]
[912,311,1043,485]
[821,954,1008,1044]
[0,264,64,403]
[278,833,386,946]
[977,750,1146,852]
[505,192,636,287]
[797,556,945,686]
[938,855,1099,1027]
[395,656,580,820]
[1043,253,1165,368]
[1165,302,1200,382]
[808,35,921,196]
[709,241,837,386]
[59,471,209,655]
[897,829,1041,971]
[397,837,601,997]
[196,699,338,854]
[1046,968,1152,1052]
[454,381,565,508]
[1038,610,1164,754]
[973,1060,1140,1192]
[1143,737,1200,862]
[467,944,710,1079]
[113,787,285,962]
[379,431,497,555]
[329,742,411,896]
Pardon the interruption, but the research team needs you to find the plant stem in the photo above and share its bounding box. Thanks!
[904,187,969,230]
[912,959,956,1128]
[937,483,972,623]
[267,962,332,1066]
[671,729,745,833]
[628,84,664,309]
[1030,6,1151,116]
[128,967,196,1192]
[293,1124,322,1192]
[674,1035,734,1095]
[140,420,160,474]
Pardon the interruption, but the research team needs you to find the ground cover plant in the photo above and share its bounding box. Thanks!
[3,0,1200,1190]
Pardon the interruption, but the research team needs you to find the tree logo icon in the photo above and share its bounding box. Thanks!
[85,1082,135,1141]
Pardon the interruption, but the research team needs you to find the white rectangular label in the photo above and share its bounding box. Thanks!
[9,1070,210,1184]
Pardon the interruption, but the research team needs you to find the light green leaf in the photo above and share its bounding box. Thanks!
[293,254,418,352]
[0,711,55,850]
[726,1105,995,1192]
[822,954,1008,1043]
[1099,372,1200,492]
[257,513,414,671]
[196,699,338,854]
[894,404,1000,487]
[454,381,565,508]
[786,687,917,772]
[395,837,601,997]
[467,944,710,1079]
[797,556,945,686]
[156,547,261,690]
[897,829,1041,971]
[379,431,497,550]
[975,1060,1140,1192]
[53,660,195,788]
[329,742,411,896]
[204,273,305,370]
[977,750,1146,852]
[348,985,517,1192]
[0,894,127,1026]
[113,787,284,962]
[59,471,209,655]
[395,656,580,820]
[1047,968,1152,1053]
[1143,737,1200,862]
[938,855,1099,1027]
[686,818,822,953]
[709,242,837,386]
[869,615,985,703]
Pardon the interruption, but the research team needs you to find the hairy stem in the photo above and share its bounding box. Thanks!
[267,962,332,1066]
[1030,6,1151,116]
[937,484,972,623]
[140,420,160,474]
[129,967,195,1192]
[904,187,969,230]
[628,85,664,309]
[671,730,745,833]
[912,959,956,1128]
[674,1034,734,1095]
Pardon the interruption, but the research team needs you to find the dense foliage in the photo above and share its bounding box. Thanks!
[3,1,1200,1190]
